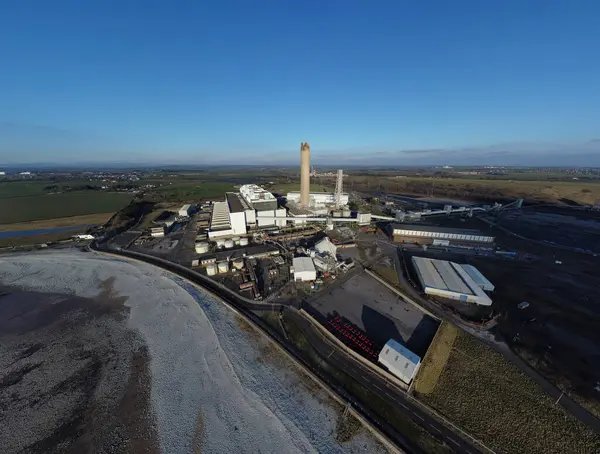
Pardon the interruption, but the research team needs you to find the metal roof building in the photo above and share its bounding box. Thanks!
[412,256,493,306]
[209,201,234,239]
[292,257,317,282]
[392,224,494,246]
[378,339,421,385]
[460,264,495,291]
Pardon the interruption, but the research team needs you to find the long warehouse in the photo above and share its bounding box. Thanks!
[393,224,495,246]
[412,256,493,305]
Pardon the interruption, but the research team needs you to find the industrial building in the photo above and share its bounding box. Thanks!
[209,201,233,238]
[197,244,280,268]
[286,191,350,208]
[314,237,337,257]
[225,193,248,235]
[178,204,194,217]
[460,264,495,291]
[392,224,495,246]
[150,227,165,237]
[292,257,317,282]
[239,184,278,211]
[411,256,493,306]
[378,339,421,385]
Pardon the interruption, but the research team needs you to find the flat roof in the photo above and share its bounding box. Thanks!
[226,193,246,213]
[393,224,485,235]
[293,256,316,273]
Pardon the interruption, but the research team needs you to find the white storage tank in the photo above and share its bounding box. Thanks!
[217,261,229,273]
[216,239,226,249]
[195,242,209,254]
[206,264,217,276]
[232,259,244,270]
[224,239,234,249]
[342,208,351,217]
[240,237,249,246]
[233,236,241,245]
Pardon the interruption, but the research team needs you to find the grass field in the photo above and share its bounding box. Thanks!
[143,181,236,202]
[413,321,458,395]
[0,192,132,224]
[0,213,114,231]
[347,175,600,205]
[0,230,78,248]
[414,330,600,454]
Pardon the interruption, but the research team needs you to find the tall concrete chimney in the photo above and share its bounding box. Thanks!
[300,142,311,206]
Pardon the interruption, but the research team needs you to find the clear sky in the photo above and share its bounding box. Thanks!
[1,0,599,165]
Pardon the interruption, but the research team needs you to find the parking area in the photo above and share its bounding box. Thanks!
[309,272,438,357]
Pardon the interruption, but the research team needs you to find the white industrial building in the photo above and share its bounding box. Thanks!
[392,225,495,246]
[378,339,421,385]
[150,226,165,237]
[209,201,234,239]
[412,256,493,306]
[239,184,278,211]
[314,237,337,257]
[257,208,287,227]
[286,191,349,207]
[292,257,317,282]
[178,204,194,217]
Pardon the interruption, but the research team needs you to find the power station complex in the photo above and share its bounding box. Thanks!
[206,142,356,240]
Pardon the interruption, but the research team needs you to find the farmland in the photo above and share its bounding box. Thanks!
[345,175,600,205]
[0,192,133,224]
[142,181,236,202]
[0,213,114,232]
[414,330,600,454]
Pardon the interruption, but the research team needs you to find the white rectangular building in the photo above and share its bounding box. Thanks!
[209,201,234,239]
[378,339,421,385]
[178,204,193,217]
[412,256,493,306]
[292,257,317,282]
[286,191,349,207]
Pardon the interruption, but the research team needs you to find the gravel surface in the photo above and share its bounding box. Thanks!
[0,250,390,454]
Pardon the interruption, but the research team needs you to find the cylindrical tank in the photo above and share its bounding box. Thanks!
[232,259,244,270]
[240,237,249,246]
[206,264,217,276]
[224,239,234,249]
[342,209,351,217]
[216,239,226,249]
[217,261,229,273]
[233,236,241,245]
[195,242,209,254]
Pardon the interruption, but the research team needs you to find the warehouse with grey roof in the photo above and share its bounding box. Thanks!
[412,256,493,306]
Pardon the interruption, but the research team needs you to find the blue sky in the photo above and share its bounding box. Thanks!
[1,0,599,166]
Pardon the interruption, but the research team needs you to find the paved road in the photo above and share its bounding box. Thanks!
[287,310,487,454]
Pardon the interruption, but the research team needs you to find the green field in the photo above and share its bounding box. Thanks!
[0,192,133,224]
[143,181,236,202]
[415,329,600,454]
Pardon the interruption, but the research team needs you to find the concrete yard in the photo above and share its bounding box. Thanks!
[309,272,439,357]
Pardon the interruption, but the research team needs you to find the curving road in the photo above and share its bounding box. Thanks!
[90,239,491,453]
